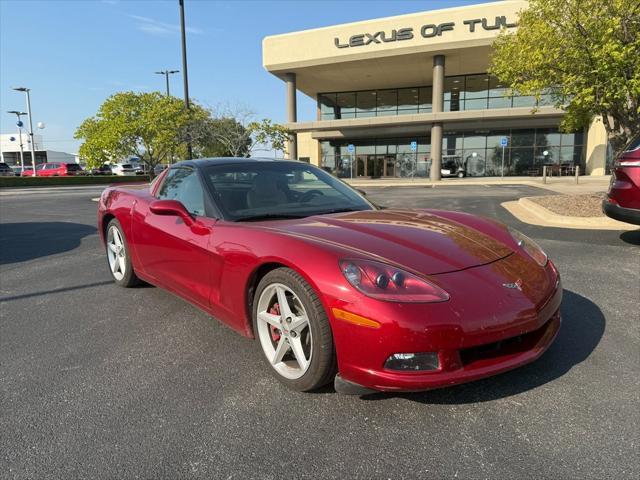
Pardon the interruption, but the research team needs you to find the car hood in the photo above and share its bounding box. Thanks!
[261,209,514,275]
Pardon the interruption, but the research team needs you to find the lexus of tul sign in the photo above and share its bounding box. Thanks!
[334,16,517,49]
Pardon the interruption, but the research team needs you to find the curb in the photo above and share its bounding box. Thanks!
[501,197,636,231]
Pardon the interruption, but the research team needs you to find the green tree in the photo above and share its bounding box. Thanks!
[196,106,292,158]
[75,91,209,175]
[248,119,291,157]
[490,0,640,156]
[200,117,253,157]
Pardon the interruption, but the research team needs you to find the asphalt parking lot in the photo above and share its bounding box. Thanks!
[1,184,639,479]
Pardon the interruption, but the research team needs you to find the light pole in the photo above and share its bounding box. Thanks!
[154,69,179,96]
[178,0,193,159]
[7,110,27,173]
[13,87,38,176]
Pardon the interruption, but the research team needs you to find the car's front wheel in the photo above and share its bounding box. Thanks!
[106,219,140,287]
[253,268,336,391]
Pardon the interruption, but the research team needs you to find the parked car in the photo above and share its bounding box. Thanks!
[111,163,137,176]
[98,158,561,394]
[0,163,15,177]
[603,134,640,225]
[132,163,148,175]
[91,164,113,176]
[21,162,83,177]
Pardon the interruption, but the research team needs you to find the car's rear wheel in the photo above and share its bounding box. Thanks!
[106,219,140,287]
[253,268,336,391]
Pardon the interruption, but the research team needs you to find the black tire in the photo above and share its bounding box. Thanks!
[105,218,141,288]
[253,267,337,392]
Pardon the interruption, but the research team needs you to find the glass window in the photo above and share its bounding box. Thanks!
[442,134,463,155]
[512,96,536,108]
[355,141,375,155]
[488,96,512,109]
[418,87,432,113]
[463,135,487,150]
[444,76,464,111]
[356,91,377,118]
[488,76,508,97]
[536,128,562,147]
[560,131,583,146]
[464,98,488,110]
[464,149,486,177]
[375,141,388,154]
[319,94,337,120]
[398,88,419,114]
[464,74,489,99]
[336,92,356,119]
[157,167,206,217]
[511,129,536,147]
[377,90,397,114]
[510,147,536,175]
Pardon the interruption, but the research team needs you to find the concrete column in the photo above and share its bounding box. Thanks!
[585,116,608,175]
[285,72,298,160]
[430,55,445,181]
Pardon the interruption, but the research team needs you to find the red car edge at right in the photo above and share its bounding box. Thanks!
[603,134,640,225]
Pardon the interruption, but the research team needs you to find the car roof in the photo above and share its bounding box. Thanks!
[171,157,299,170]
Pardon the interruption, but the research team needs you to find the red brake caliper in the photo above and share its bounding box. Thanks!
[269,303,281,342]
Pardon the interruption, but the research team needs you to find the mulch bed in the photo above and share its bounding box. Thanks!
[528,193,606,217]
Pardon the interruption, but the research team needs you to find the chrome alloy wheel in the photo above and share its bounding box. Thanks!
[106,225,126,281]
[256,283,313,380]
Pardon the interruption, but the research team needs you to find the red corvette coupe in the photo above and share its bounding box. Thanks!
[98,159,561,394]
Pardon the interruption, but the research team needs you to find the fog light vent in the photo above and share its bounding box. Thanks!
[384,352,439,371]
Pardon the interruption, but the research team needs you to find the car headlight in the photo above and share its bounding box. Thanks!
[508,227,548,267]
[339,259,449,303]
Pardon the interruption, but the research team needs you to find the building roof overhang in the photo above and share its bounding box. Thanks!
[263,1,528,97]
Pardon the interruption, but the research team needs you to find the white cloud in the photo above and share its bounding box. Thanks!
[127,14,204,37]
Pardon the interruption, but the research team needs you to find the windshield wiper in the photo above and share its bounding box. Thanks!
[235,213,307,222]
[313,207,367,216]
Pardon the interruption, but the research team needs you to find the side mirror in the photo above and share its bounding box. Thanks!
[149,199,194,226]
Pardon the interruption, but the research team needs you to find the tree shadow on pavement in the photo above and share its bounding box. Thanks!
[619,229,640,245]
[361,289,605,404]
[0,222,97,265]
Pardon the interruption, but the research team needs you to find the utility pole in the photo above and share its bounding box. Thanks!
[7,111,27,173]
[154,69,179,96]
[178,0,193,159]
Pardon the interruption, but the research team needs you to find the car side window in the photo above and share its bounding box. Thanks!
[157,167,206,217]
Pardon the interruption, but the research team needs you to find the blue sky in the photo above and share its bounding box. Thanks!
[0,0,477,154]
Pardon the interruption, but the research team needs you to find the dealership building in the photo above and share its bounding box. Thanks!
[262,0,609,178]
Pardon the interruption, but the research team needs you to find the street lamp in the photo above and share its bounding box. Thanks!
[154,69,179,96]
[179,0,193,159]
[12,87,38,177]
[7,110,27,173]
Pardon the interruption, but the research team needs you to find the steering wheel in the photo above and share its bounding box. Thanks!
[299,189,325,203]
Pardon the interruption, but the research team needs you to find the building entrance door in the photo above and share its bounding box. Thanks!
[356,155,395,177]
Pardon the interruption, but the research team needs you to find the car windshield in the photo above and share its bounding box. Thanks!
[202,161,374,221]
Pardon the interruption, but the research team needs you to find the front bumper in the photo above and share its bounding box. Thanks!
[342,310,560,393]
[602,199,640,226]
[331,259,563,393]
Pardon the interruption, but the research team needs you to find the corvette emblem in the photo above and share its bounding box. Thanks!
[502,279,523,291]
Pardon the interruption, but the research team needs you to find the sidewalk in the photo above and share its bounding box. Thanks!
[0,185,108,196]
[345,175,611,195]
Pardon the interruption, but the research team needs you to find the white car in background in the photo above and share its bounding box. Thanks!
[111,163,137,176]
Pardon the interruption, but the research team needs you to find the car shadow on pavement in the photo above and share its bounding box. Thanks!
[0,222,97,265]
[361,289,605,404]
[619,229,640,245]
